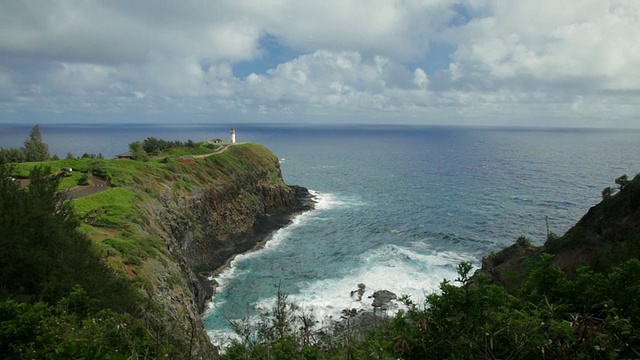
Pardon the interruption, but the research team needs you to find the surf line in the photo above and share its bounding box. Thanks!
[205,190,326,309]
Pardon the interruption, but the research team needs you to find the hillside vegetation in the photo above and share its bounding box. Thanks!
[1,133,304,359]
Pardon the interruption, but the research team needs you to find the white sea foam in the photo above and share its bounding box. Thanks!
[255,244,475,324]
[206,192,474,348]
[207,191,350,310]
[207,328,241,350]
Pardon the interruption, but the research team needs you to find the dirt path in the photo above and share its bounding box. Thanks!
[19,145,237,198]
[189,144,232,159]
[65,176,110,199]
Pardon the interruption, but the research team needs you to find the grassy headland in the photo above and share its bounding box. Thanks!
[1,137,306,359]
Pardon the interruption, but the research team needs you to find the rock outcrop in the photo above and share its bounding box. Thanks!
[370,290,398,311]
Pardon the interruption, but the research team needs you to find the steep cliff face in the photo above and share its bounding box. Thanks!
[144,146,311,307]
[131,144,311,357]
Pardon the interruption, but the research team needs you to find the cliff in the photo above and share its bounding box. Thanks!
[140,145,312,309]
[477,172,640,290]
[32,143,314,358]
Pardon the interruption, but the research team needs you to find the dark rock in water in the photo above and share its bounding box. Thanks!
[350,283,366,301]
[370,290,397,310]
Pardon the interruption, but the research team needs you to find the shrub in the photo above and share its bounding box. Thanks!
[77,173,91,186]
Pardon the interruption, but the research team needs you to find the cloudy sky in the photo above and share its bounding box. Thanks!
[0,1,639,127]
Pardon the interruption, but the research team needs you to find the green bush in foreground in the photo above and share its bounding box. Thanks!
[0,286,156,359]
[0,164,191,359]
[220,258,640,360]
[0,165,138,309]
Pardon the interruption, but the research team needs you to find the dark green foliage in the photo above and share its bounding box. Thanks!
[602,186,614,199]
[220,259,640,359]
[222,286,342,359]
[546,173,640,257]
[128,141,149,161]
[1,126,62,165]
[90,163,109,178]
[516,235,532,247]
[602,173,640,213]
[387,258,640,359]
[141,137,192,155]
[0,165,139,310]
[0,164,198,358]
[0,286,170,359]
[615,174,629,190]
[78,172,91,185]
[521,253,569,302]
[0,147,26,164]
[23,125,50,162]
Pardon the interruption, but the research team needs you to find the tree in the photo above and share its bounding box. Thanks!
[23,125,50,162]
[0,147,26,164]
[0,165,138,308]
[615,174,629,191]
[128,141,148,161]
[142,137,160,154]
[77,173,91,186]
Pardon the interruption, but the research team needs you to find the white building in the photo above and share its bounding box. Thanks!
[230,127,236,144]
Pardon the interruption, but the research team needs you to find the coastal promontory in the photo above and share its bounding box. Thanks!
[1,140,311,358]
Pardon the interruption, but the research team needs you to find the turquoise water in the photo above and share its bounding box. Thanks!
[202,125,640,345]
[2,123,639,346]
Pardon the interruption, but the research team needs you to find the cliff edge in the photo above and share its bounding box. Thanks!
[477,172,640,290]
[33,143,314,358]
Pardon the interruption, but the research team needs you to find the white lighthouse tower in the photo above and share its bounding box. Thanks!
[230,127,236,144]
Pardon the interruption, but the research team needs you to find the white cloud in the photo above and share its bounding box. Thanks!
[246,0,452,60]
[0,0,638,127]
[413,68,429,89]
[230,51,431,117]
[445,0,640,91]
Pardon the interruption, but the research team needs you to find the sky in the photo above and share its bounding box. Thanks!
[0,0,639,128]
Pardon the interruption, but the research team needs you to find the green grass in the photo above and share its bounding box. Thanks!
[72,188,141,229]
[10,143,290,267]
[162,142,220,156]
[71,187,138,215]
[203,143,287,187]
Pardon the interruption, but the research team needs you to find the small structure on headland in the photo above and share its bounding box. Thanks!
[230,127,236,144]
[116,151,135,159]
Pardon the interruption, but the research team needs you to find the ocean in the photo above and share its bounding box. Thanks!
[2,123,640,346]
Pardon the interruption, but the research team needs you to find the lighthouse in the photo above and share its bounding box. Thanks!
[230,127,236,144]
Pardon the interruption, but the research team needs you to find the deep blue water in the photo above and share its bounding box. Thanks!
[2,123,640,345]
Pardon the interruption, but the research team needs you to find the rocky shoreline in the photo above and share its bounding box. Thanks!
[195,185,315,312]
